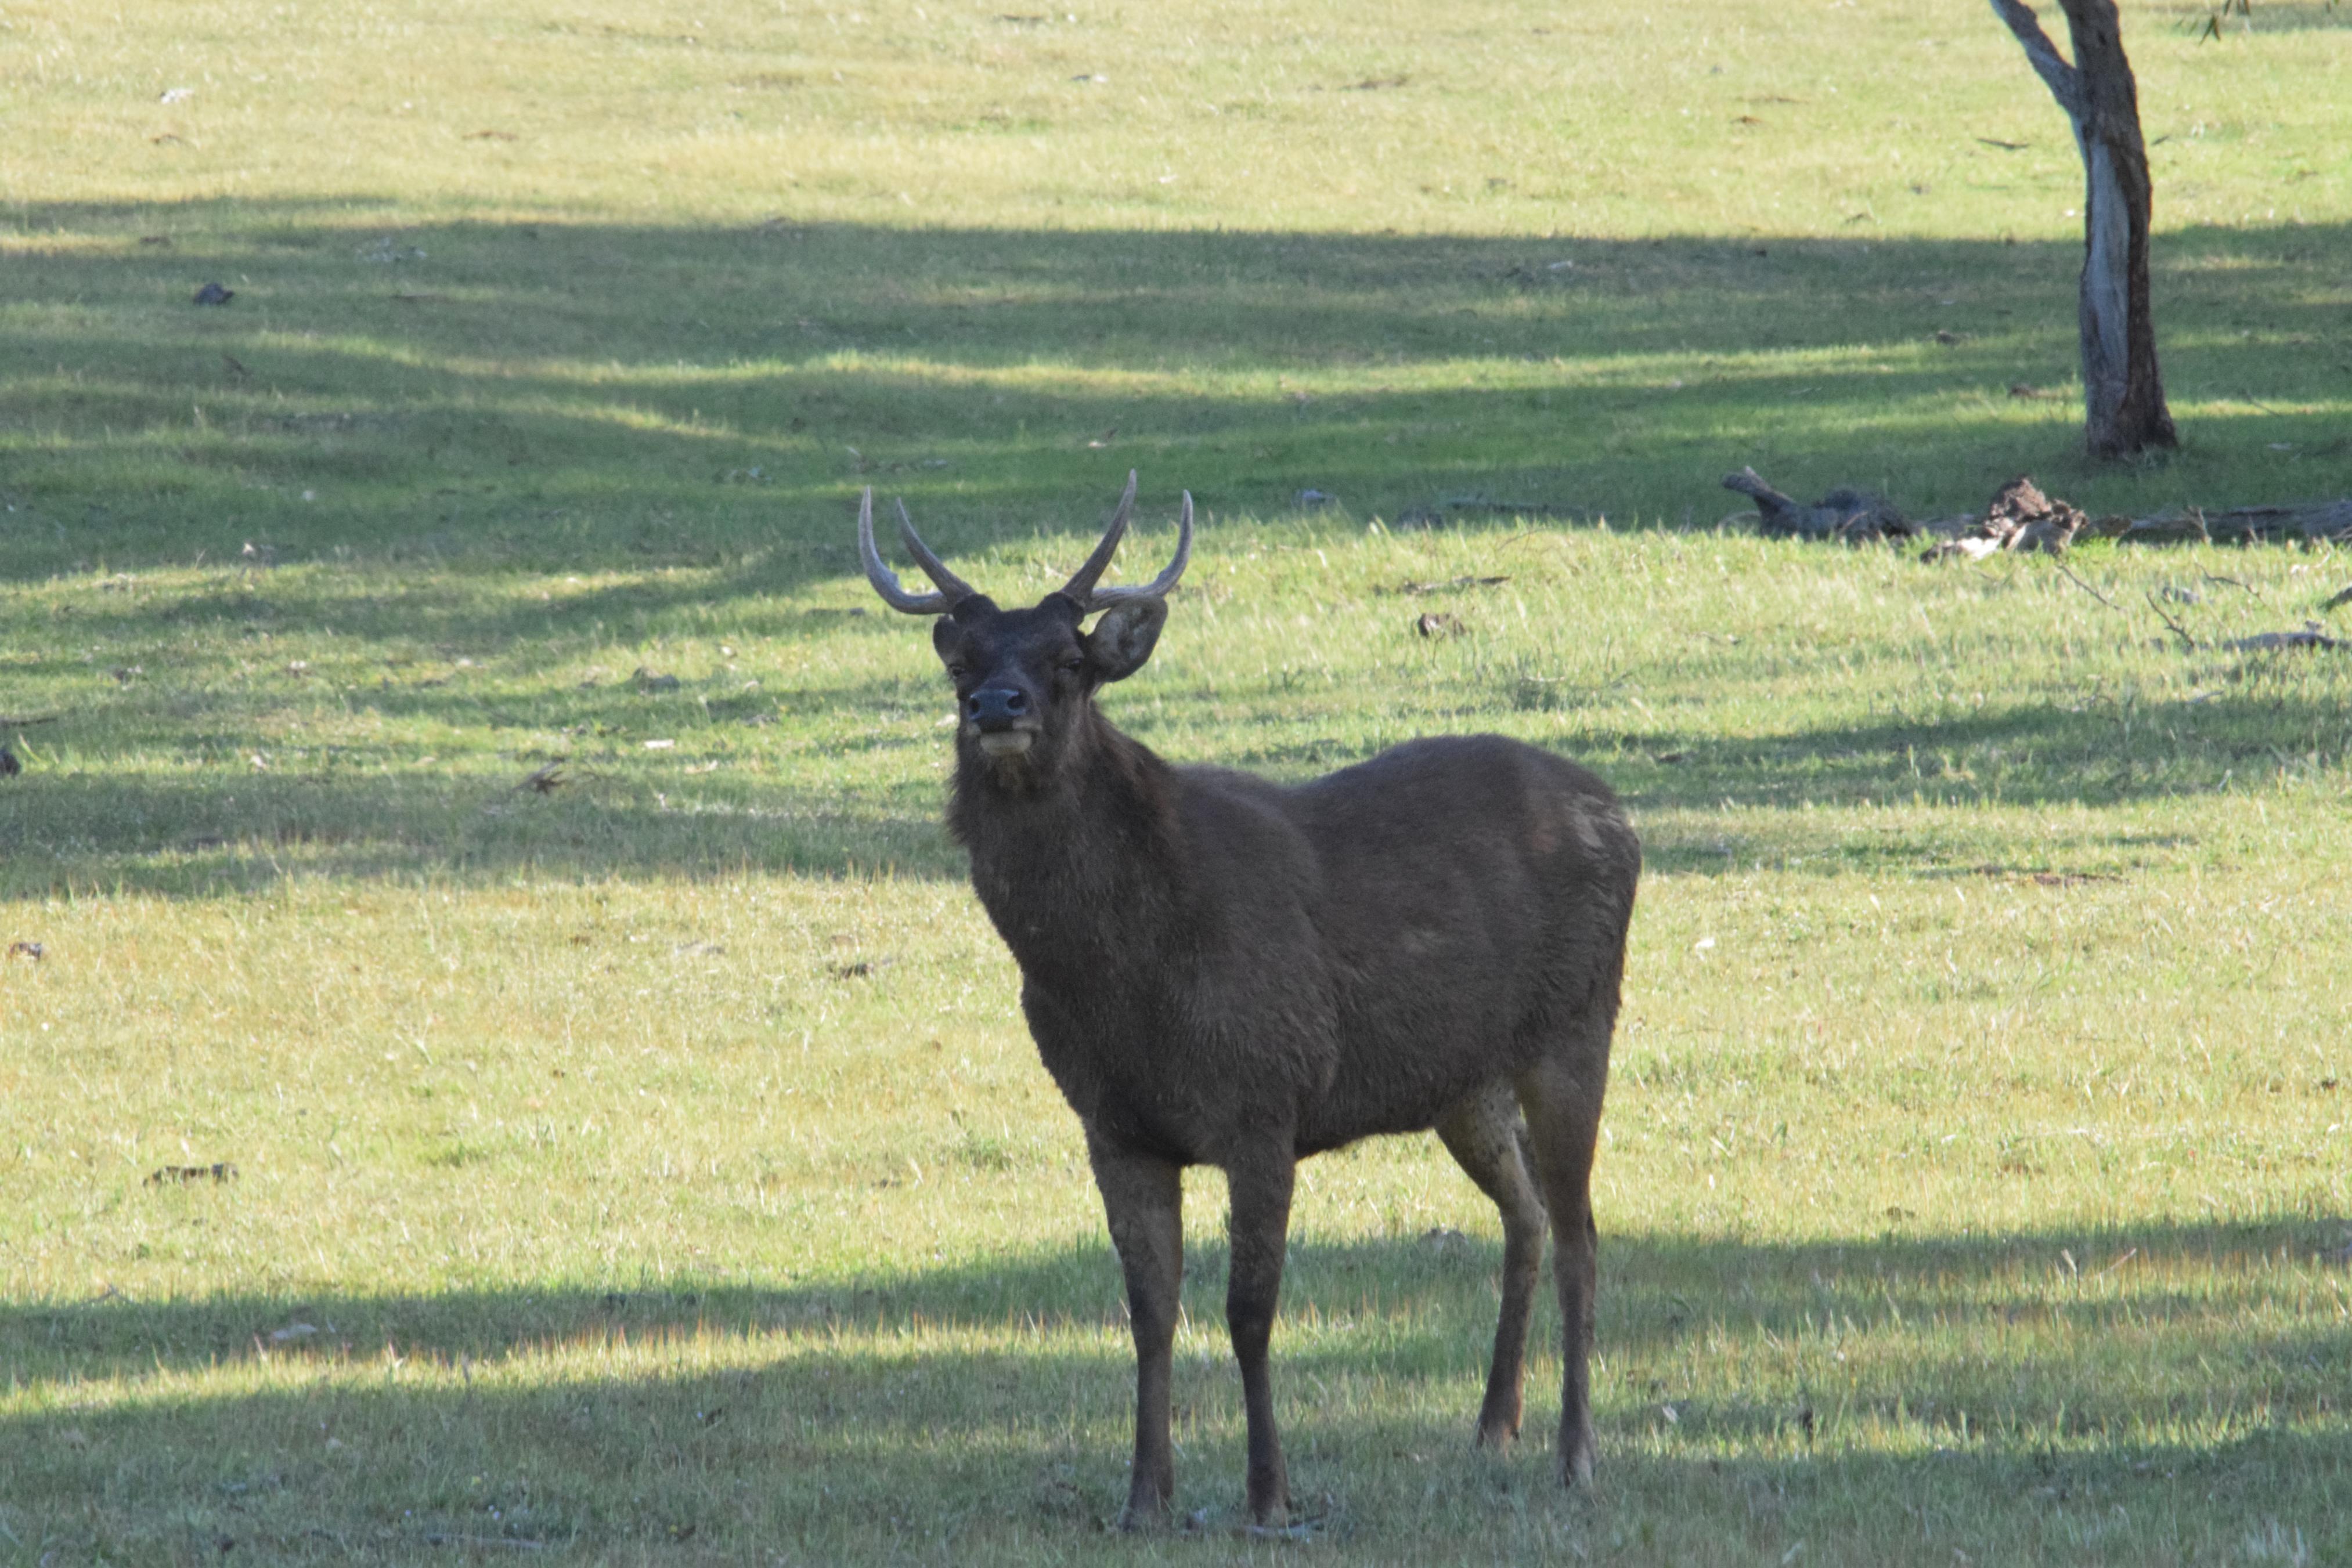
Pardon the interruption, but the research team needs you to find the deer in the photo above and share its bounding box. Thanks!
[856,474,1639,1530]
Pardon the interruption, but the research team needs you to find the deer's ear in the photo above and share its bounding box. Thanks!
[1084,598,1167,682]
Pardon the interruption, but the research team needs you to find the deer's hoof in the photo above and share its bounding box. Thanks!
[1559,1444,1596,1487]
[1472,1415,1522,1451]
[1115,1491,1172,1533]
[1244,1487,1290,1532]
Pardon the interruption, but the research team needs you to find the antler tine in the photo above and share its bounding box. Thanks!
[857,489,959,615]
[1084,489,1193,610]
[894,499,980,605]
[1057,470,1138,605]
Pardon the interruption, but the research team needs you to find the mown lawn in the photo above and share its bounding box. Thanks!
[3,1,2350,1562]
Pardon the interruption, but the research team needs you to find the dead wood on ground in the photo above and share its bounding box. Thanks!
[1720,467,1917,543]
[1921,476,2107,560]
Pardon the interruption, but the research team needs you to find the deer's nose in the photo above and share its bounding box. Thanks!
[965,687,1029,728]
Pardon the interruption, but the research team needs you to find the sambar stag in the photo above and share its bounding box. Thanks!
[857,475,1639,1529]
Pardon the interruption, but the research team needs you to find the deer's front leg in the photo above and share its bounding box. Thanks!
[1088,1132,1184,1530]
[1225,1147,1297,1528]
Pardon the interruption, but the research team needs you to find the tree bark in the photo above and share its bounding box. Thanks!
[1988,0,2178,457]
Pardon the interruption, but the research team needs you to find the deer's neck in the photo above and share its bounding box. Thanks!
[948,707,1188,989]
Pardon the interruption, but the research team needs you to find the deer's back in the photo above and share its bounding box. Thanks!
[1170,734,1638,1150]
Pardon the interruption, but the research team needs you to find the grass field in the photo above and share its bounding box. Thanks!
[4,0,2352,1562]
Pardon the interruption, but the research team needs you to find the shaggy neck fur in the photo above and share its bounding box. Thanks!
[947,698,1191,997]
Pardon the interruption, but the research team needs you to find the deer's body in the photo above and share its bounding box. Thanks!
[961,726,1632,1164]
[860,478,1638,1527]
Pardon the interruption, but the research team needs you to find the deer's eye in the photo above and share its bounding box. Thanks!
[945,663,968,680]
[1059,655,1085,674]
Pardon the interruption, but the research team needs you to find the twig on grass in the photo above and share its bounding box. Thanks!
[1442,496,1563,515]
[2142,589,2197,651]
[2052,559,2120,611]
[146,1162,239,1186]
[0,713,60,727]
[1386,575,1509,595]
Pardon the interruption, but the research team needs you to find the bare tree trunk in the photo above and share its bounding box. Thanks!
[1989,0,2178,458]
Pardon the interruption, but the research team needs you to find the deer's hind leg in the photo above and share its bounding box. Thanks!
[1515,1025,1610,1485]
[1224,1145,1298,1528]
[1436,1079,1549,1450]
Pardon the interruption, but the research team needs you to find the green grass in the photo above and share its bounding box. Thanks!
[4,0,2352,1562]
[1,0,2347,573]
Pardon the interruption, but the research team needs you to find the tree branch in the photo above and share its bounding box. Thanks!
[1987,0,2084,118]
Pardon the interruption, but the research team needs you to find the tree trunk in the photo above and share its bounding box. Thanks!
[1989,0,2178,458]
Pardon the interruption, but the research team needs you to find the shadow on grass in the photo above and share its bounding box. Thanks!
[2,201,2346,583]
[2,1218,2344,1559]
[8,1215,2339,1381]
[0,768,963,895]
[3,203,2344,899]
[1610,681,2352,862]
[8,548,884,655]
[3,666,2337,893]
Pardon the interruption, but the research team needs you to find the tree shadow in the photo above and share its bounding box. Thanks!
[8,1215,2335,1379]
[23,548,884,655]
[3,201,2345,584]
[1607,679,2351,852]
[3,1216,2342,1559]
[2,203,2345,891]
[4,655,2337,893]
[0,767,964,897]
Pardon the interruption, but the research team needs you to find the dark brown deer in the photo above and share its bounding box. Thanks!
[858,475,1639,1530]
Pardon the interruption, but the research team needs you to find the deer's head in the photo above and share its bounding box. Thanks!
[858,472,1193,777]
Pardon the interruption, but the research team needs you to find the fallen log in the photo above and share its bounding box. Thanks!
[2116,500,2352,545]
[2222,623,2345,652]
[1921,476,2100,560]
[1721,467,1917,543]
[1716,463,2348,554]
